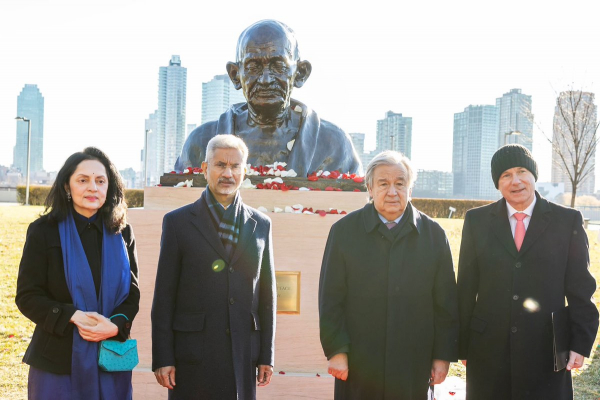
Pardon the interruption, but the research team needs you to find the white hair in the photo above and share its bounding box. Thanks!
[365,150,417,190]
[205,134,249,165]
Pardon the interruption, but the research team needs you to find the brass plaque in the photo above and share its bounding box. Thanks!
[276,271,301,314]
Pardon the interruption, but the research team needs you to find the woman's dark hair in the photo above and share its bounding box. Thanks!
[44,147,127,233]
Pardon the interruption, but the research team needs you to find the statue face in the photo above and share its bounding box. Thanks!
[238,35,297,115]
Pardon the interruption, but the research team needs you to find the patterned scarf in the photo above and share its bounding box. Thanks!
[204,187,242,259]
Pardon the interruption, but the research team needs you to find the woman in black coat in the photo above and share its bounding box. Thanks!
[16,147,140,400]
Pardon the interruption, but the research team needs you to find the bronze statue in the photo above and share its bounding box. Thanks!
[175,20,362,176]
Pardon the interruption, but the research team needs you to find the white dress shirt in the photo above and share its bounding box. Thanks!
[506,196,537,238]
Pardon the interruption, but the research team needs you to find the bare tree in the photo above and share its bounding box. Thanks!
[551,89,599,207]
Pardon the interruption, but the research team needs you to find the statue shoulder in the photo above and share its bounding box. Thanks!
[317,118,354,147]
[175,121,219,170]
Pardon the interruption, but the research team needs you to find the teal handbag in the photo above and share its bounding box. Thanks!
[98,314,139,372]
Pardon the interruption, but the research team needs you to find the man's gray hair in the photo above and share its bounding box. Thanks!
[365,150,417,189]
[205,134,249,165]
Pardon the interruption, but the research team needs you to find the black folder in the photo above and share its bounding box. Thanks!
[551,306,570,372]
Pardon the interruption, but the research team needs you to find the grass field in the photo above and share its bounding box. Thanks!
[0,206,599,399]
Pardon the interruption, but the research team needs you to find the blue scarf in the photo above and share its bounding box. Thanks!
[59,211,131,400]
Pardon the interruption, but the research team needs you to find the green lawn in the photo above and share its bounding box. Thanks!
[0,207,598,398]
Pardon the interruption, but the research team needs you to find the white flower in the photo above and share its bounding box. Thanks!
[281,169,297,178]
[274,207,283,213]
[302,210,314,215]
[298,187,310,191]
[273,161,287,169]
[322,171,331,177]
[284,206,294,213]
[175,179,193,188]
[240,179,256,189]
[258,206,269,213]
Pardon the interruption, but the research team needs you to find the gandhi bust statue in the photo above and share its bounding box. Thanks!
[174,20,362,176]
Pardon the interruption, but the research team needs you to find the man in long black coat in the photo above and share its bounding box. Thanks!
[458,144,599,400]
[151,135,276,399]
[319,151,459,400]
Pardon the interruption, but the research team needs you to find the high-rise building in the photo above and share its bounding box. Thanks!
[13,84,44,174]
[412,170,453,199]
[551,91,597,195]
[376,111,412,159]
[452,105,499,200]
[496,89,533,150]
[201,74,246,124]
[144,110,159,186]
[157,55,187,173]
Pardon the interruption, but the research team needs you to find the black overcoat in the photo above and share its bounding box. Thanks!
[319,203,459,400]
[457,193,599,400]
[15,215,140,374]
[151,193,276,400]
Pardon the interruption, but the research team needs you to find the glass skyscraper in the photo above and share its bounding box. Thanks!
[496,89,533,150]
[452,105,499,200]
[14,84,44,174]
[376,111,412,159]
[157,55,187,173]
[201,74,246,124]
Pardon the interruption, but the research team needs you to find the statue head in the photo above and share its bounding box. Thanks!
[226,20,312,123]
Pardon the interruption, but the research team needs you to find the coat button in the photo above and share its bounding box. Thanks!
[515,262,522,268]
[511,326,518,333]
[229,298,235,305]
[125,322,131,329]
[512,295,519,301]
[229,267,234,273]
[226,328,230,335]
[52,307,59,314]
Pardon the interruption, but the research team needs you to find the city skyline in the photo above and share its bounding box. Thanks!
[1,0,599,188]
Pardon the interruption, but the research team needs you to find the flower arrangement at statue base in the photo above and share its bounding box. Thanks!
[160,162,365,192]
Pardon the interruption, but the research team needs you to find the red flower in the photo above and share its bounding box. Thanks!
[256,184,264,189]
[325,186,334,191]
[307,175,319,182]
[353,189,361,192]
[317,210,327,217]
[353,177,364,183]
[278,371,286,375]
[330,209,339,214]
[341,211,347,214]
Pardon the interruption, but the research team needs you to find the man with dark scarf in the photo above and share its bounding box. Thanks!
[152,135,276,400]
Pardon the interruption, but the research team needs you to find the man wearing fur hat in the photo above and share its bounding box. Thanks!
[457,144,598,400]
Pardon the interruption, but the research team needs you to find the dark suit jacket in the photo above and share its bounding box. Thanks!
[15,215,140,374]
[457,193,599,400]
[319,203,459,400]
[151,193,276,400]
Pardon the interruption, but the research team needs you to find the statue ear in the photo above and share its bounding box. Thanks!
[226,62,242,90]
[293,60,312,88]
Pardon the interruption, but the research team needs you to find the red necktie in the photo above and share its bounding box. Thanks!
[514,213,526,251]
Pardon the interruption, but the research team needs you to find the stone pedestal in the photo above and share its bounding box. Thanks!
[128,186,368,398]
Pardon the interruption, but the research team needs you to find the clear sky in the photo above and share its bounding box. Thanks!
[1,0,599,184]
